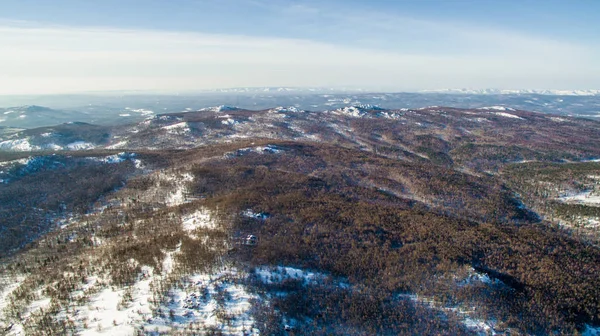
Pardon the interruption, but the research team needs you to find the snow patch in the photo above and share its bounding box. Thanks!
[493,112,524,120]
[400,293,498,335]
[0,276,26,315]
[162,122,190,132]
[221,118,239,126]
[0,138,37,151]
[162,122,191,135]
[254,266,325,285]
[559,191,600,206]
[226,145,283,157]
[41,143,63,150]
[182,209,218,235]
[549,117,568,122]
[106,141,128,149]
[270,106,303,113]
[75,287,135,336]
[332,106,367,118]
[0,157,33,167]
[87,152,137,164]
[242,209,269,220]
[65,255,178,335]
[67,141,96,150]
[477,106,516,111]
[164,173,195,206]
[144,269,259,335]
[458,268,500,286]
[378,111,405,120]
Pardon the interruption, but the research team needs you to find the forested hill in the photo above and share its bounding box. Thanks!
[1,106,599,335]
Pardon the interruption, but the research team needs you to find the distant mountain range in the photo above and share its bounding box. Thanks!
[1,90,600,130]
[195,87,600,96]
[420,88,600,96]
[199,87,369,94]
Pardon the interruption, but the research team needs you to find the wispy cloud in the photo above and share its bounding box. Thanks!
[0,6,598,95]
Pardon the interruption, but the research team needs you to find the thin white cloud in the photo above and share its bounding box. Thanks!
[0,17,598,94]
[289,2,597,59]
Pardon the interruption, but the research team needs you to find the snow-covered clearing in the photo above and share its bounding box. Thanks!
[162,122,190,134]
[75,286,136,336]
[253,266,325,286]
[64,260,172,335]
[559,191,600,206]
[143,269,259,335]
[0,276,26,316]
[1,277,55,335]
[126,170,195,207]
[23,291,52,319]
[163,172,194,206]
[143,264,343,335]
[181,208,218,237]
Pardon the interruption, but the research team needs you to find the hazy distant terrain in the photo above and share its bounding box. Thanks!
[0,90,599,130]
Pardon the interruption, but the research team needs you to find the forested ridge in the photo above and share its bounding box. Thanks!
[1,107,600,334]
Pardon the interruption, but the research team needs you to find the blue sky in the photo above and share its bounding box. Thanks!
[0,0,599,93]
